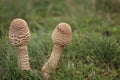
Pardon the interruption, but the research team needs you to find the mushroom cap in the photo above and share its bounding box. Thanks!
[9,18,30,46]
[51,23,72,46]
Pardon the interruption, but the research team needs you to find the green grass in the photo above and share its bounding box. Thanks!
[0,0,120,80]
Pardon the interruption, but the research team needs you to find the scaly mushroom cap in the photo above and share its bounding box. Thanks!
[51,23,72,46]
[9,18,30,46]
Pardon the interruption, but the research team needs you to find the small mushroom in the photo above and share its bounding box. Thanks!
[41,23,72,79]
[9,18,31,70]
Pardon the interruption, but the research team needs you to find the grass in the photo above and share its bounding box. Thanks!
[0,0,120,80]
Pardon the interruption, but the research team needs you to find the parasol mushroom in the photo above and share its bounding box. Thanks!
[9,18,31,70]
[41,22,72,79]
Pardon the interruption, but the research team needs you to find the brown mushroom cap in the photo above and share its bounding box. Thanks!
[51,23,72,46]
[9,18,30,46]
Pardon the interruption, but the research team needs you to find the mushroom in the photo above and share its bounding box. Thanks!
[9,18,31,70]
[41,23,72,79]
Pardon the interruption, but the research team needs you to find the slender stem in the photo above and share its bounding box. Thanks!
[16,45,31,70]
[42,44,64,79]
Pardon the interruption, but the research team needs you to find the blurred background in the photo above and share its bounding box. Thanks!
[0,0,120,80]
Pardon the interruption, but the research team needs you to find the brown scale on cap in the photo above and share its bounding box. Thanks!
[41,22,72,80]
[9,19,30,46]
[9,18,31,70]
[52,23,72,45]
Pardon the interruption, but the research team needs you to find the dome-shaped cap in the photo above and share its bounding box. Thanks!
[9,18,30,46]
[51,23,72,46]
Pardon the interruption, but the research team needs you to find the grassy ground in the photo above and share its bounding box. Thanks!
[0,0,120,80]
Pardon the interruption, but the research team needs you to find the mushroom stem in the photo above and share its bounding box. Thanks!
[17,45,31,70]
[41,44,64,79]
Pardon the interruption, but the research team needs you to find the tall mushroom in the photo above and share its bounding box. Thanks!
[41,23,72,79]
[9,18,31,70]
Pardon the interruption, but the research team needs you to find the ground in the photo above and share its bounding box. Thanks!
[0,0,120,80]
